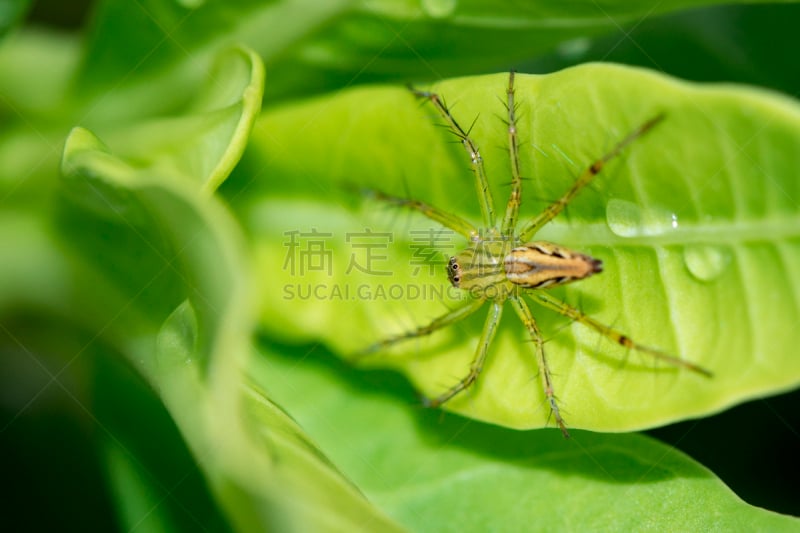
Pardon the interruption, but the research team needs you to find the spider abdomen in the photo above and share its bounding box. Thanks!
[504,241,603,289]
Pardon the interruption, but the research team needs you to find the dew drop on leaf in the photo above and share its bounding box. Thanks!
[421,0,457,19]
[605,198,679,237]
[606,198,643,237]
[556,38,592,60]
[683,245,730,282]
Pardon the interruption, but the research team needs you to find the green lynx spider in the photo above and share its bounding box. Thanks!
[361,72,711,437]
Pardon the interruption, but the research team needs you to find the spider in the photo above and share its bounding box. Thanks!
[358,71,711,437]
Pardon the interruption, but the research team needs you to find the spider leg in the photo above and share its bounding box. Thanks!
[359,188,478,240]
[501,70,523,236]
[410,86,496,229]
[519,114,665,241]
[509,295,570,438]
[355,297,486,360]
[530,291,712,377]
[425,301,502,408]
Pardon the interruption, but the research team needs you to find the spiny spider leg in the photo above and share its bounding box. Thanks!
[354,297,486,360]
[360,188,478,240]
[529,291,713,377]
[509,295,569,437]
[519,113,665,242]
[410,87,496,229]
[502,71,523,237]
[425,302,503,408]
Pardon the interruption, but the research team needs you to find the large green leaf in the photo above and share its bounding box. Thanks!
[75,0,788,108]
[52,46,403,532]
[255,342,799,531]
[228,64,800,432]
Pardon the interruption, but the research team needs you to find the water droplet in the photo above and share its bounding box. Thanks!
[683,246,730,282]
[421,0,457,18]
[605,199,678,237]
[556,38,592,59]
[606,199,643,237]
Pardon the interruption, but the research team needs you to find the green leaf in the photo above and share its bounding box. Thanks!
[0,29,84,207]
[255,342,800,531]
[54,47,402,532]
[92,45,264,193]
[0,29,82,118]
[527,3,800,97]
[76,0,788,105]
[0,0,30,39]
[230,64,800,432]
[97,352,233,533]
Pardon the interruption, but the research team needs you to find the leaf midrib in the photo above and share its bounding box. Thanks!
[540,215,800,247]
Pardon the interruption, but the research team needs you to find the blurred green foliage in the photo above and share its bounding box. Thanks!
[1,1,798,531]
